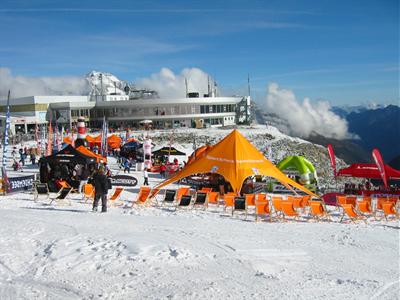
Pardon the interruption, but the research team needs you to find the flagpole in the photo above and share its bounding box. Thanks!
[1,90,11,195]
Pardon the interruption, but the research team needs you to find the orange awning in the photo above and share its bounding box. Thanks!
[76,146,107,163]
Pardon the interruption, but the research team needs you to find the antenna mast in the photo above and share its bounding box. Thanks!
[185,78,188,98]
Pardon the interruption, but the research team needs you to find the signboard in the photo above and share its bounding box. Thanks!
[110,175,138,187]
[7,175,35,193]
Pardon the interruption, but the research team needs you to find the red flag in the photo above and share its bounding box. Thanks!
[327,144,337,177]
[372,148,388,188]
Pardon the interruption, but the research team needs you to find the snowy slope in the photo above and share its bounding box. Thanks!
[0,153,399,299]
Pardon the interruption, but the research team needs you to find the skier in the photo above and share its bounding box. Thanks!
[90,166,110,213]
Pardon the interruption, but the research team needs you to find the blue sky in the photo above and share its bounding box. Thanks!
[0,0,398,106]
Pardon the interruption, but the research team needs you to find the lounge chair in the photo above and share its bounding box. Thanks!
[176,187,190,201]
[108,187,124,207]
[223,194,235,213]
[336,195,347,207]
[178,194,192,208]
[82,183,95,203]
[33,182,49,202]
[271,196,283,218]
[207,192,220,207]
[58,180,79,193]
[232,196,246,217]
[345,196,357,208]
[357,197,373,216]
[281,200,299,221]
[49,187,72,205]
[255,194,271,222]
[244,194,256,207]
[309,200,331,222]
[340,204,367,223]
[161,189,177,207]
[382,202,399,221]
[192,192,208,209]
[132,186,153,206]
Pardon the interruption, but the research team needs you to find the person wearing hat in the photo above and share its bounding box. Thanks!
[91,166,110,212]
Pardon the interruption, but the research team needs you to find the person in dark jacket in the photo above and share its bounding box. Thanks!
[91,166,109,212]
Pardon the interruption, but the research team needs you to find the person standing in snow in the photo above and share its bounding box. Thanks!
[143,168,149,186]
[90,166,110,213]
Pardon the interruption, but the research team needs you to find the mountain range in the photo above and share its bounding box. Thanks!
[255,104,400,165]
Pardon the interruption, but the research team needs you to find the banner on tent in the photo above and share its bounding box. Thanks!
[7,175,35,193]
[110,175,138,187]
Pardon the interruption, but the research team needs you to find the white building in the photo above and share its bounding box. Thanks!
[0,93,251,133]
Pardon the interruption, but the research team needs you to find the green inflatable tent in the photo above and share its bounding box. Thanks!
[277,155,318,186]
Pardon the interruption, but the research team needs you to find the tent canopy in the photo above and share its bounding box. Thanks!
[277,155,317,185]
[337,163,400,180]
[187,145,213,165]
[75,146,107,163]
[153,130,318,197]
[39,145,96,165]
[107,134,122,150]
[152,146,186,157]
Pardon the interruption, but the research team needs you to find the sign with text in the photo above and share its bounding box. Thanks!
[7,175,35,193]
[110,175,138,187]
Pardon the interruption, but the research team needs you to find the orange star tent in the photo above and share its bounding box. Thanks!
[186,144,213,165]
[153,129,318,197]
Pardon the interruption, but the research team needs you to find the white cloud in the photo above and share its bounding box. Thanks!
[136,67,213,98]
[0,67,90,99]
[265,82,352,139]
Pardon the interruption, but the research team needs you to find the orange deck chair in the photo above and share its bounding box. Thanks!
[271,196,284,218]
[340,204,366,223]
[207,192,220,207]
[59,180,79,193]
[132,186,152,206]
[255,194,271,221]
[83,183,95,203]
[382,202,399,221]
[199,187,213,193]
[357,196,373,216]
[108,187,124,206]
[176,187,190,201]
[345,196,357,208]
[336,195,347,207]
[223,194,235,212]
[281,200,299,221]
[309,200,331,222]
[244,194,256,207]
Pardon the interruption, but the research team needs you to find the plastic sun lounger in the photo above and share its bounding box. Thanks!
[255,194,271,222]
[49,187,73,205]
[340,204,367,223]
[34,183,50,202]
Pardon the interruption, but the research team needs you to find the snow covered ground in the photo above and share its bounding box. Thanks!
[0,157,399,299]
[0,128,398,299]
